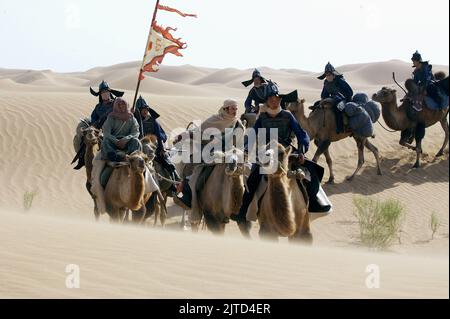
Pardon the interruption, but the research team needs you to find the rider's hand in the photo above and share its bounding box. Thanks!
[298,153,305,165]
[116,139,127,149]
[176,181,184,193]
[337,101,346,112]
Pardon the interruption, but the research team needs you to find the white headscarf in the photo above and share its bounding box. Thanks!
[201,99,239,133]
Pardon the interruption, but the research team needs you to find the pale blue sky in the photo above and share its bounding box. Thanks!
[0,0,448,72]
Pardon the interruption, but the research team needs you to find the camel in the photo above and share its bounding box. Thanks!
[196,150,246,235]
[104,151,156,223]
[287,99,382,183]
[139,135,174,227]
[257,143,311,242]
[372,86,449,168]
[81,126,102,220]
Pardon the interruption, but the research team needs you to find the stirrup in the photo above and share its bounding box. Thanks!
[412,104,423,112]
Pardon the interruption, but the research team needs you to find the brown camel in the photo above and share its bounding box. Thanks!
[81,126,102,220]
[104,151,151,223]
[373,86,449,168]
[139,135,172,227]
[196,150,246,235]
[288,99,382,183]
[257,143,311,242]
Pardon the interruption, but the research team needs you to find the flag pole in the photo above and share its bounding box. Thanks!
[131,0,161,113]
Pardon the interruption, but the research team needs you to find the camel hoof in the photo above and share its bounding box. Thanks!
[237,221,252,239]
[326,178,335,185]
[412,163,421,169]
[300,233,313,245]
[191,224,200,233]
[346,176,355,182]
[377,171,383,176]
[289,233,313,245]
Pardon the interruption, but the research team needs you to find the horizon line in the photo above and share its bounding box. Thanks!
[3,58,449,75]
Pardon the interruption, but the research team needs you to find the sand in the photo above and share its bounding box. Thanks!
[0,60,448,298]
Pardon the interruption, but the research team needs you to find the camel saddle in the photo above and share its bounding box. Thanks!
[404,93,426,113]
[100,166,114,187]
[100,161,133,187]
[309,101,354,135]
[309,104,352,134]
[309,98,335,111]
[100,162,128,187]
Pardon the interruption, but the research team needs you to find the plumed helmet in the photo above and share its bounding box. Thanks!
[242,69,267,87]
[318,62,342,80]
[411,51,423,62]
[89,80,124,99]
[98,80,110,92]
[265,80,280,98]
[136,95,149,110]
[136,95,161,119]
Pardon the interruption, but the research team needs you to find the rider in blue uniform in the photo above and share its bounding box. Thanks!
[231,81,330,233]
[243,69,269,114]
[318,63,354,133]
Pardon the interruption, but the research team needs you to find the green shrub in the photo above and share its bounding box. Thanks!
[430,212,441,240]
[23,190,38,211]
[353,197,405,249]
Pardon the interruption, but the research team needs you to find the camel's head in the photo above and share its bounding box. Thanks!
[224,149,245,177]
[435,71,447,81]
[126,151,149,174]
[261,142,292,177]
[142,134,158,146]
[373,87,397,103]
[82,127,101,145]
[141,136,157,162]
[286,99,306,114]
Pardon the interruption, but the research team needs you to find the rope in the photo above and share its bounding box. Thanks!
[392,72,408,96]
[155,173,181,186]
[376,121,397,133]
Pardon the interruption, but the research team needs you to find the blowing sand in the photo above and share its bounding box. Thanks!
[0,60,448,298]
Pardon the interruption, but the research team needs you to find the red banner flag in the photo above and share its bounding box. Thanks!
[157,4,197,18]
[141,21,187,77]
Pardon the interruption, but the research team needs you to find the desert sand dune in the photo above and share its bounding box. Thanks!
[0,210,447,299]
[0,60,448,298]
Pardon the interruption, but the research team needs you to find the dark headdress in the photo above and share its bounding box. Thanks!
[89,80,124,103]
[136,96,161,119]
[242,69,267,88]
[317,62,343,80]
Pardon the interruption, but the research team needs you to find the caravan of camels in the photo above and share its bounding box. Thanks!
[72,52,450,243]
[2,0,450,301]
[66,2,449,244]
